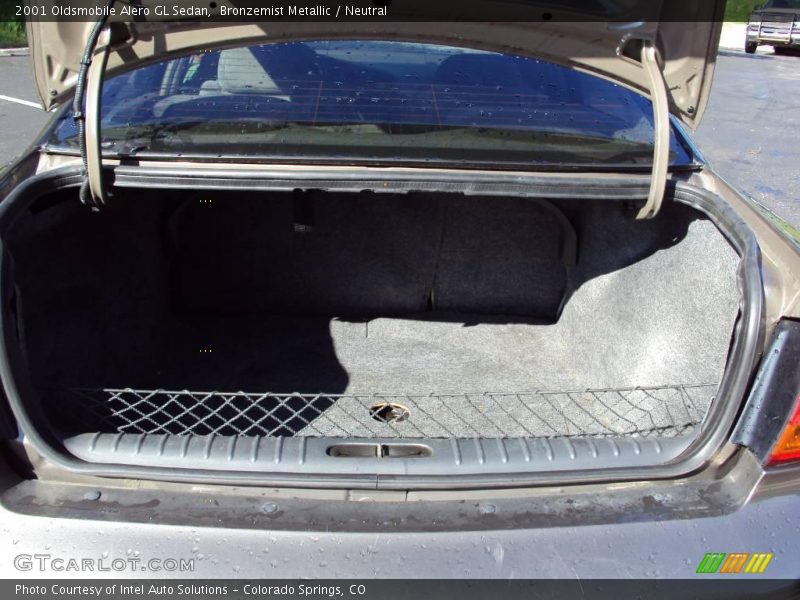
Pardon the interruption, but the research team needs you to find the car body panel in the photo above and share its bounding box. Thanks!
[2,494,795,579]
[26,0,724,127]
[1,452,799,579]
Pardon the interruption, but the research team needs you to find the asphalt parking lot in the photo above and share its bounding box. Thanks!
[693,49,800,229]
[0,48,797,226]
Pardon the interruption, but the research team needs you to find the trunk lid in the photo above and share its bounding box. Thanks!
[27,0,723,127]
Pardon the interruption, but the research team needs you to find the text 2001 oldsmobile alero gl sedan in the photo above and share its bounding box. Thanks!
[1,0,799,582]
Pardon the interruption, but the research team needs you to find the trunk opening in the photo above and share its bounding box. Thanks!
[0,179,748,483]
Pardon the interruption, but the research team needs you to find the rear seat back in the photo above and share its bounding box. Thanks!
[172,193,572,320]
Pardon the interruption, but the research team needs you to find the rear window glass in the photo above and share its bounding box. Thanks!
[48,40,693,168]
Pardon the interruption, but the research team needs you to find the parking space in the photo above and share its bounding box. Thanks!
[0,53,48,169]
[0,49,797,226]
[694,49,800,228]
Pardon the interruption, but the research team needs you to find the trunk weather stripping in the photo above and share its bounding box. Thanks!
[636,41,669,220]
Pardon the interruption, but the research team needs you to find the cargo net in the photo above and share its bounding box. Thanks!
[46,384,716,439]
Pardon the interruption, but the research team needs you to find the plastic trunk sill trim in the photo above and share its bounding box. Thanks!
[63,433,692,476]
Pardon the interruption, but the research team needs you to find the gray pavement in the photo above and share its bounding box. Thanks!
[0,54,49,169]
[694,49,800,228]
[0,50,797,226]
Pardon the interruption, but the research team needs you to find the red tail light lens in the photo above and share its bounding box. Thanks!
[767,395,800,465]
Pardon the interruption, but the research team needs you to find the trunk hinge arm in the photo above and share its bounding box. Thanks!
[74,1,116,209]
[83,39,110,208]
[636,42,670,220]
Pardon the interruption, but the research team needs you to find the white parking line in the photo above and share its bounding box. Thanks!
[0,94,42,110]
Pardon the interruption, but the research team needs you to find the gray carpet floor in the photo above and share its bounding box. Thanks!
[79,217,736,439]
[14,193,740,439]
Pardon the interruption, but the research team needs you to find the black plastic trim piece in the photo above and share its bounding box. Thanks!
[41,147,705,175]
[110,164,656,199]
[0,165,764,490]
[732,319,800,464]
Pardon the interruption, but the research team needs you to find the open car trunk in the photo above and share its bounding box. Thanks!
[2,185,743,480]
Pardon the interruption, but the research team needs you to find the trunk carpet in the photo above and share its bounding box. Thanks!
[14,195,740,439]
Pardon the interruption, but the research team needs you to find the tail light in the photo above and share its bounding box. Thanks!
[767,395,800,465]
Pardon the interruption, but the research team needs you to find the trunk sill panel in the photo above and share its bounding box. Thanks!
[63,433,690,477]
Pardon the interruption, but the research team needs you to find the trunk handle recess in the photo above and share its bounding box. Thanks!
[327,443,433,458]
